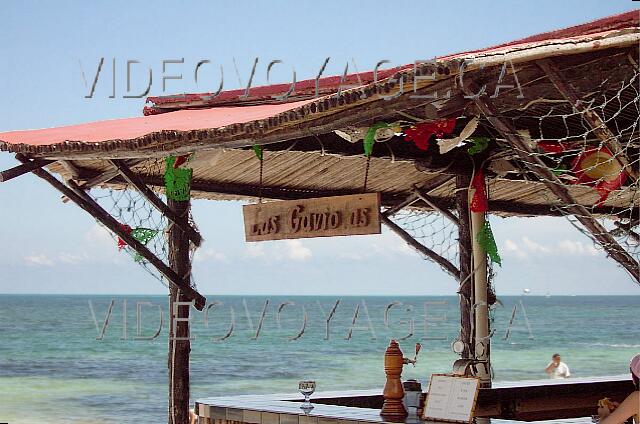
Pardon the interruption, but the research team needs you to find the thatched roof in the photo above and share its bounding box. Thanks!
[1,11,638,218]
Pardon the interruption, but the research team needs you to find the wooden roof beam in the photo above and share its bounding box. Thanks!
[109,159,203,247]
[413,185,460,226]
[15,154,206,310]
[382,174,455,217]
[0,158,55,183]
[536,57,638,181]
[462,81,639,284]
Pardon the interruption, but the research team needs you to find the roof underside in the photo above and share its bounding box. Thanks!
[1,11,639,219]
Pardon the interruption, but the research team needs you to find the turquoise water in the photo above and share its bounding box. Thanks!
[0,295,638,423]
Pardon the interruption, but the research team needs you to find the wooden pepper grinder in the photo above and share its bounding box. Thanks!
[381,340,421,419]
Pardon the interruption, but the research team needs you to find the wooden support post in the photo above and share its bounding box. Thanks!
[109,159,203,247]
[0,158,54,182]
[167,197,193,424]
[461,82,639,284]
[536,58,638,181]
[14,155,207,309]
[381,214,460,279]
[456,173,474,359]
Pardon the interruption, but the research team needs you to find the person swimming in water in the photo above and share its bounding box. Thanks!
[545,353,571,379]
[598,353,640,424]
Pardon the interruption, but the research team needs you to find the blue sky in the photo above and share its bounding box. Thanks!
[0,1,637,295]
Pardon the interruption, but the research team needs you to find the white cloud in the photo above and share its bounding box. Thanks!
[243,239,312,261]
[503,237,600,260]
[24,254,54,266]
[194,248,228,262]
[504,239,526,259]
[58,252,89,264]
[557,240,598,256]
[85,223,114,246]
[245,243,266,258]
[285,240,312,261]
[521,237,551,254]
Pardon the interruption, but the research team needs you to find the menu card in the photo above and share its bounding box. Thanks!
[422,374,480,423]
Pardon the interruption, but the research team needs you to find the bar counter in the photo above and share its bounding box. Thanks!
[195,375,633,424]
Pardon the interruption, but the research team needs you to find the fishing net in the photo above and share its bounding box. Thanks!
[89,157,200,289]
[500,65,639,281]
[391,203,460,276]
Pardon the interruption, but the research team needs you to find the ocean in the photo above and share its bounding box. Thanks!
[0,295,638,424]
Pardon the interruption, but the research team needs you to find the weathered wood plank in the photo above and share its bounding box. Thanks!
[243,193,381,242]
[0,158,54,182]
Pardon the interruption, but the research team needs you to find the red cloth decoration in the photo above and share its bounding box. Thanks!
[403,119,456,151]
[173,154,191,169]
[117,224,133,250]
[470,169,488,213]
[537,141,568,154]
[571,146,626,206]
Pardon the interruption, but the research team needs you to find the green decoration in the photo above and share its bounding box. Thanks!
[476,221,502,266]
[552,164,569,176]
[468,137,490,155]
[165,156,193,201]
[252,144,263,161]
[363,122,390,157]
[131,228,158,245]
[129,228,159,263]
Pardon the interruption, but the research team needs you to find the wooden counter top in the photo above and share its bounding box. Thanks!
[195,375,633,424]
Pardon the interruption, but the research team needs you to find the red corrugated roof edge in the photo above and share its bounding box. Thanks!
[144,9,639,114]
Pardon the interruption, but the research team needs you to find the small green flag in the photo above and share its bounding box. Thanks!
[165,156,193,201]
[468,137,490,155]
[476,220,502,266]
[252,144,263,161]
[363,122,391,157]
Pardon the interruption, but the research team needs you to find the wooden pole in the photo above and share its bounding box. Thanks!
[0,159,54,182]
[167,197,193,424]
[456,173,474,359]
[461,81,639,284]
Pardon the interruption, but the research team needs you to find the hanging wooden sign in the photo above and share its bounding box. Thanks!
[243,193,381,242]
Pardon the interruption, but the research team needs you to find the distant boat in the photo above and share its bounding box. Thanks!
[523,288,531,295]
[545,292,551,298]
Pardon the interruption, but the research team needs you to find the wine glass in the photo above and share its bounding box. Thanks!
[298,380,316,410]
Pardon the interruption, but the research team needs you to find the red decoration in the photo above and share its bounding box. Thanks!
[470,169,488,213]
[571,146,626,206]
[117,224,133,250]
[537,141,568,154]
[403,119,456,151]
[173,154,191,169]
